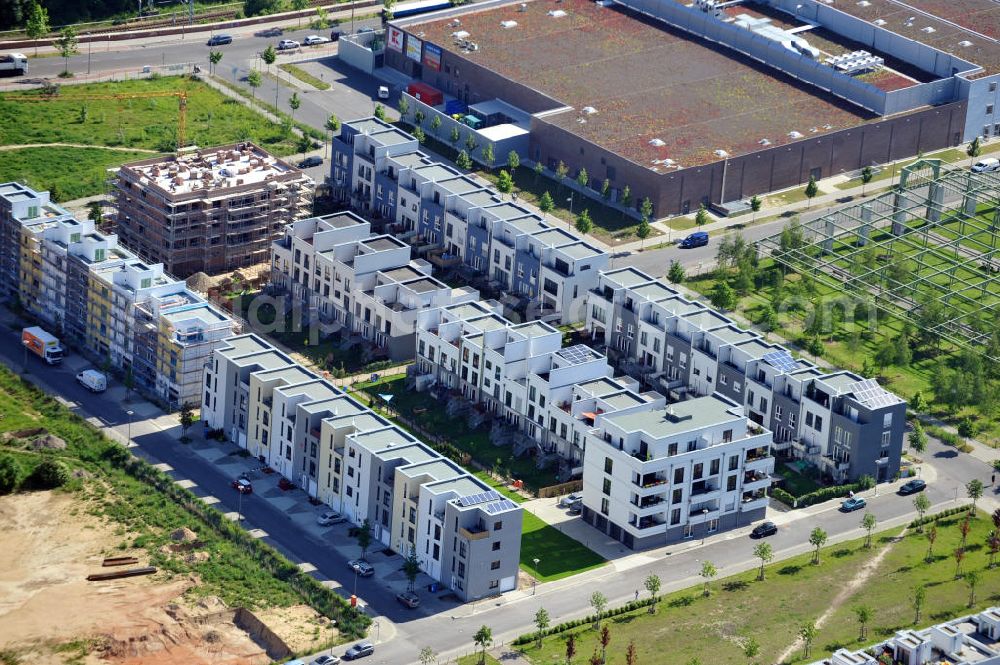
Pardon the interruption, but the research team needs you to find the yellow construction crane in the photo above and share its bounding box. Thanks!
[1,89,189,151]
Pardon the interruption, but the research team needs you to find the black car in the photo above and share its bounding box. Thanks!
[750,521,778,538]
[343,642,375,660]
[256,27,283,37]
[330,30,342,41]
[206,34,233,46]
[898,479,927,495]
[299,156,323,168]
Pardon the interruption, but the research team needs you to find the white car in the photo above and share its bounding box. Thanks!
[304,35,330,45]
[317,510,346,526]
[277,39,300,50]
[377,85,389,99]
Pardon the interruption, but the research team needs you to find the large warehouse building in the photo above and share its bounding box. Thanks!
[383,0,1000,217]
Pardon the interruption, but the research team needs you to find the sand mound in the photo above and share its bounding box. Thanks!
[170,527,198,542]
[31,434,66,450]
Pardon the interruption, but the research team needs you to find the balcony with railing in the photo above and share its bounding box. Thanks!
[690,481,721,500]
[630,514,667,531]
[633,472,668,491]
[630,495,666,515]
[688,503,720,523]
[459,521,490,541]
[743,470,771,492]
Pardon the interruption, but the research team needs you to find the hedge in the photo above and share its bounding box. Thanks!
[512,598,658,645]
[909,506,970,529]
[770,487,796,508]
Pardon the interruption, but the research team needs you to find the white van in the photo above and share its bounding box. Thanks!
[971,158,1000,173]
[76,370,108,393]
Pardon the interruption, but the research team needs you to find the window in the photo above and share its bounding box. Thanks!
[989,105,995,115]
[489,579,499,590]
[806,412,813,428]
[683,525,693,538]
[727,475,737,491]
[882,413,893,428]
[492,541,501,551]
[493,521,503,531]
[600,498,609,515]
[458,562,465,578]
[668,442,678,457]
[710,459,720,475]
[881,430,891,446]
[459,542,467,558]
[603,478,612,495]
[604,457,614,474]
[720,374,727,386]
[814,415,823,431]
[707,518,718,533]
[674,468,684,484]
[672,488,682,504]
[693,463,703,480]
[729,456,739,471]
[775,405,782,421]
[491,560,501,570]
[789,412,797,429]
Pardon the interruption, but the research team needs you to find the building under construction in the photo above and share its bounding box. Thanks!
[113,143,314,278]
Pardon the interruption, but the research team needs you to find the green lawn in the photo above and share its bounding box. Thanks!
[521,510,1000,665]
[520,510,606,582]
[0,76,300,156]
[774,461,824,498]
[0,146,157,200]
[458,654,502,665]
[279,63,332,91]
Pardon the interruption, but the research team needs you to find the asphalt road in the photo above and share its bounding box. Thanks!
[2,319,994,664]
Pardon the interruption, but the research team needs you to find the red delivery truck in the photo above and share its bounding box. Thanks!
[405,82,443,106]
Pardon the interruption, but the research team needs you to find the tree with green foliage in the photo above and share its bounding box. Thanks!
[555,161,569,189]
[909,421,927,453]
[534,607,550,648]
[506,150,520,172]
[465,132,478,152]
[418,646,438,665]
[636,218,651,249]
[403,545,420,591]
[24,1,49,57]
[288,92,301,123]
[576,167,589,190]
[25,457,68,490]
[87,201,103,226]
[695,205,709,226]
[539,191,554,215]
[575,209,593,235]
[804,175,819,208]
[966,569,981,607]
[209,50,223,75]
[860,165,874,196]
[245,0,283,16]
[913,585,926,624]
[414,109,425,127]
[180,404,195,438]
[246,69,262,104]
[968,137,982,166]
[412,126,426,145]
[496,169,513,194]
[799,621,818,659]
[643,573,660,613]
[862,512,877,548]
[742,636,760,665]
[667,260,685,284]
[373,103,386,121]
[700,560,717,597]
[809,526,827,564]
[482,143,495,171]
[756,303,779,332]
[382,0,397,21]
[0,454,18,494]
[473,625,492,665]
[913,493,931,531]
[621,185,631,207]
[326,114,341,136]
[534,159,544,182]
[397,95,410,119]
[749,194,762,223]
[262,44,277,72]
[590,590,608,628]
[456,149,472,170]
[710,281,736,311]
[968,479,984,515]
[450,125,460,145]
[640,197,653,223]
[601,179,611,199]
[986,530,1000,569]
[429,114,441,137]
[854,605,873,640]
[753,542,772,581]
[55,27,78,77]
[356,518,373,560]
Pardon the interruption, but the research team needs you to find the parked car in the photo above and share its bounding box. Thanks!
[567,499,583,515]
[278,39,300,50]
[317,510,346,526]
[231,478,253,494]
[377,85,390,99]
[284,660,307,665]
[559,492,582,507]
[76,369,107,393]
[310,655,341,665]
[256,27,283,37]
[343,642,375,660]
[750,521,778,538]
[679,231,709,248]
[304,34,330,45]
[330,29,342,41]
[357,27,375,34]
[898,479,927,495]
[347,559,374,577]
[972,158,1000,173]
[206,34,233,46]
[396,590,420,608]
[299,155,323,168]
[840,496,867,512]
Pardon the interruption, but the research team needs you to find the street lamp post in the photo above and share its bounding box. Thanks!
[566,194,574,229]
[701,508,709,545]
[874,461,879,496]
[236,485,243,522]
[532,558,540,595]
[126,410,134,448]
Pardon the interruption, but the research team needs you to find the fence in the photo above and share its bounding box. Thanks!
[538,479,582,499]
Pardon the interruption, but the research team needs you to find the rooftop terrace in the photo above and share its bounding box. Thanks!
[412,0,873,168]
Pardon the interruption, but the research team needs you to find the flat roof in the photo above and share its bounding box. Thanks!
[326,411,389,433]
[252,365,317,385]
[280,380,340,403]
[604,393,741,439]
[391,151,432,168]
[577,377,626,397]
[438,176,484,195]
[401,458,464,481]
[219,335,273,358]
[318,212,366,229]
[631,281,679,302]
[371,127,417,146]
[382,265,426,282]
[603,391,646,410]
[426,474,489,499]
[402,276,445,294]
[410,0,873,168]
[444,301,494,320]
[463,190,503,207]
[604,267,654,288]
[414,163,461,181]
[162,303,231,325]
[709,325,759,346]
[363,236,406,251]
[352,425,418,452]
[684,309,733,329]
[557,241,604,260]
[511,321,556,338]
[505,215,549,235]
[235,350,295,371]
[821,371,864,393]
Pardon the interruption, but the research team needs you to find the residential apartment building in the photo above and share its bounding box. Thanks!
[810,608,1000,665]
[114,143,314,278]
[0,182,236,408]
[270,211,479,360]
[586,268,907,484]
[582,393,773,549]
[202,334,523,601]
[330,117,608,324]
[413,301,664,470]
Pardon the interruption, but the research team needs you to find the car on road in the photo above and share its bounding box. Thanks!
[76,369,108,393]
[343,642,375,660]
[347,559,374,577]
[396,590,420,608]
[679,231,709,248]
[357,27,375,34]
[559,492,582,507]
[304,35,330,45]
[840,496,867,512]
[299,156,323,168]
[377,85,390,99]
[310,655,341,665]
[330,29,342,41]
[972,158,1000,173]
[750,521,778,538]
[206,34,233,46]
[256,27,283,37]
[231,478,252,494]
[278,39,300,50]
[317,510,346,526]
[898,479,927,495]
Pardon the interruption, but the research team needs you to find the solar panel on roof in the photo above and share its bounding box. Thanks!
[560,344,596,365]
[762,350,797,373]
[484,499,518,514]
[848,378,901,408]
[458,490,502,507]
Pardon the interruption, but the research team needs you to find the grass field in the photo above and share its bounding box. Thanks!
[0,146,156,200]
[279,63,332,91]
[0,76,300,156]
[520,509,1000,665]
[774,461,824,497]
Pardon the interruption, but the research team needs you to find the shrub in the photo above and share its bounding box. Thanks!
[908,506,968,529]
[0,454,18,494]
[771,487,796,507]
[23,457,69,490]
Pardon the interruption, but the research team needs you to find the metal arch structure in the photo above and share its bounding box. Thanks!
[757,159,1000,360]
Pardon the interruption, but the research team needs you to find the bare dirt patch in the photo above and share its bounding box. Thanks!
[0,490,304,665]
[256,604,339,654]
